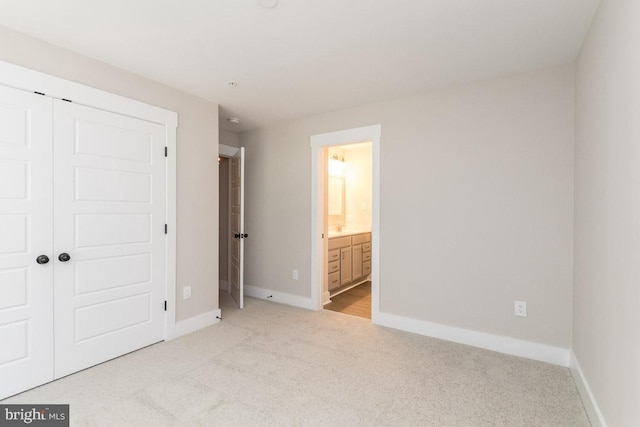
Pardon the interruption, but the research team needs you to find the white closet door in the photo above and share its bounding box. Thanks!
[53,100,166,378]
[0,86,54,399]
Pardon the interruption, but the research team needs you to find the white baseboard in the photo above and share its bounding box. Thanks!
[244,285,316,310]
[322,291,331,306]
[243,286,571,367]
[165,309,221,341]
[374,311,570,367]
[570,351,607,427]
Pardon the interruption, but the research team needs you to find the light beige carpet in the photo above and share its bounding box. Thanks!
[3,293,590,426]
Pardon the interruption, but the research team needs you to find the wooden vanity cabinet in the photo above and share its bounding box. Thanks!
[327,232,371,292]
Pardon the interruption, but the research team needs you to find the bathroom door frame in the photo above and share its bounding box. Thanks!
[310,125,381,321]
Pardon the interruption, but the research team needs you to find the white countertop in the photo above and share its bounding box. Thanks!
[328,227,371,238]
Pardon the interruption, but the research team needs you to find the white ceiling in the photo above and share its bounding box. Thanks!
[0,0,600,132]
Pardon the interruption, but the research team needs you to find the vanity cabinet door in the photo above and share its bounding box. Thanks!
[340,247,352,285]
[352,244,362,280]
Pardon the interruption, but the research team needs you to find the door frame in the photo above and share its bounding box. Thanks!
[0,60,179,339]
[310,125,381,321]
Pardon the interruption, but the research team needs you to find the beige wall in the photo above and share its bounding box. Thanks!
[0,26,220,322]
[220,129,240,148]
[574,0,640,424]
[241,64,575,348]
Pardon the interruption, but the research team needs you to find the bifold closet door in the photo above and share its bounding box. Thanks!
[0,86,54,399]
[53,100,166,378]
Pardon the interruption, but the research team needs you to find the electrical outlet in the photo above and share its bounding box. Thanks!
[514,300,527,317]
[292,269,299,280]
[183,286,192,300]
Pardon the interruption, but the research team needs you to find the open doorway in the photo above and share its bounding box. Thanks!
[218,144,245,310]
[323,143,372,319]
[310,125,381,322]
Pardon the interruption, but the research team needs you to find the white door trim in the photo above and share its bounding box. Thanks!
[0,60,178,340]
[310,125,381,321]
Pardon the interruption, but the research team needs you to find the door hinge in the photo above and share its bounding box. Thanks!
[164,224,168,234]
[164,300,167,311]
[165,147,168,157]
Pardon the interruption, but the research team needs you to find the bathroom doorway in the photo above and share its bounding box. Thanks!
[323,143,372,319]
[310,125,381,321]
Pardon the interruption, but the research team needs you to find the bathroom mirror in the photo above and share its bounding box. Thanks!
[328,176,344,216]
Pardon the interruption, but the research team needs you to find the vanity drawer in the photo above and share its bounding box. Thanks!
[363,242,371,252]
[328,271,341,290]
[363,261,371,276]
[328,260,340,274]
[352,233,371,245]
[329,236,351,250]
[363,251,371,262]
[328,249,340,263]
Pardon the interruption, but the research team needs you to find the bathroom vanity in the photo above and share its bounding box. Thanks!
[327,231,371,293]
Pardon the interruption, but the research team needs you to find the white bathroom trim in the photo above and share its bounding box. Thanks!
[310,124,381,321]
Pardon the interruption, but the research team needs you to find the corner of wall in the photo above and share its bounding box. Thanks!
[569,351,607,427]
[166,309,221,341]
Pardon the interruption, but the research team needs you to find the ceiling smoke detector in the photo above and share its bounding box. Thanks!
[257,0,278,9]
[227,117,241,125]
[227,81,238,88]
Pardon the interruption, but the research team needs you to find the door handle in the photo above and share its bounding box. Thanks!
[234,233,240,239]
[36,255,50,264]
[58,253,71,262]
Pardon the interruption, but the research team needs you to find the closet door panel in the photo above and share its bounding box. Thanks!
[0,86,54,399]
[53,100,166,378]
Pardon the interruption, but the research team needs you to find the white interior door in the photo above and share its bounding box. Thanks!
[53,100,166,378]
[230,147,245,309]
[0,86,54,399]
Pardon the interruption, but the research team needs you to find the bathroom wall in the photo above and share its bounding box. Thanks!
[343,144,372,229]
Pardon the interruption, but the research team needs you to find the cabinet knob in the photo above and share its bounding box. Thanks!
[58,253,71,262]
[36,255,50,265]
